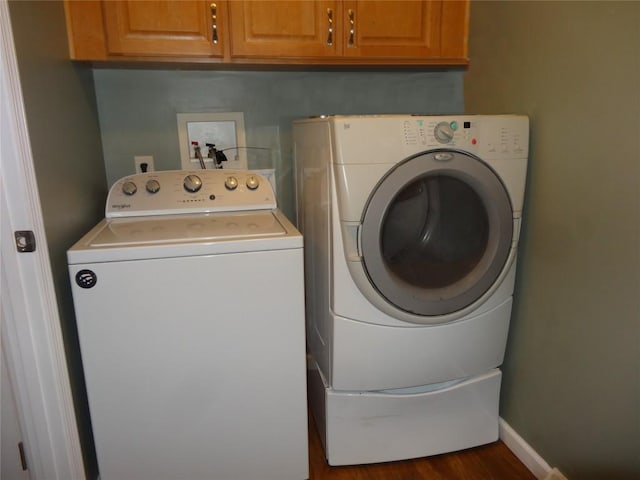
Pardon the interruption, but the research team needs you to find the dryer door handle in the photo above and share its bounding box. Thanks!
[340,222,362,261]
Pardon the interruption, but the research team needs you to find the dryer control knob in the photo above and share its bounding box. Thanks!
[246,175,260,190]
[434,121,455,143]
[225,176,239,190]
[122,181,137,196]
[146,179,160,194]
[183,175,203,193]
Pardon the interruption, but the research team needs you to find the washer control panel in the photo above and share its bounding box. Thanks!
[107,170,276,218]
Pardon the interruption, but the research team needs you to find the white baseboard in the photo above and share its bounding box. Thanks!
[543,468,570,480]
[499,417,554,479]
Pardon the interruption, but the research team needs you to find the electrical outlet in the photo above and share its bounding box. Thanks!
[134,155,154,174]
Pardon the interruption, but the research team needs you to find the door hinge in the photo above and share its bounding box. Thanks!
[14,230,36,252]
[18,441,28,471]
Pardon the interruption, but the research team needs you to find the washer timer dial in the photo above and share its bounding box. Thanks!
[183,175,203,193]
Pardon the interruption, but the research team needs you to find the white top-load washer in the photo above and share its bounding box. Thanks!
[294,115,528,465]
[68,170,308,480]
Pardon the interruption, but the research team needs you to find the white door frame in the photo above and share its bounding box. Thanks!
[0,1,85,479]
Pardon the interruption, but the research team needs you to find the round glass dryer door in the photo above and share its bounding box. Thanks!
[360,150,513,317]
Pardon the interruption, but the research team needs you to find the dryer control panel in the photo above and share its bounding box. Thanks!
[106,170,276,218]
[404,116,528,159]
[326,115,529,164]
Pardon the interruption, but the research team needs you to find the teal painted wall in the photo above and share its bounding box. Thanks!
[465,2,640,479]
[93,69,464,219]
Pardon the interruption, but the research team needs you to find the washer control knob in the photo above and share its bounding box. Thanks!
[145,179,160,194]
[183,175,202,193]
[434,121,455,144]
[246,175,260,190]
[122,181,137,196]
[225,176,239,190]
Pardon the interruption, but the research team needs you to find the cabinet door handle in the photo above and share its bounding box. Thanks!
[210,3,219,44]
[326,8,334,46]
[348,9,355,47]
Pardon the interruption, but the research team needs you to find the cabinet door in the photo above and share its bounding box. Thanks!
[229,1,341,59]
[342,0,442,58]
[102,1,225,57]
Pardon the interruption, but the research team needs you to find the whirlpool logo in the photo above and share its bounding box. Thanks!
[111,203,131,210]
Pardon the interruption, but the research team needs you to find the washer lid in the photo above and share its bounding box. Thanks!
[68,210,301,264]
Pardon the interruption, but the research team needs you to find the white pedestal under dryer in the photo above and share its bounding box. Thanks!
[68,170,308,480]
[293,114,529,465]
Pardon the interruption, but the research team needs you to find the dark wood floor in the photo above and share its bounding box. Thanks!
[308,417,537,480]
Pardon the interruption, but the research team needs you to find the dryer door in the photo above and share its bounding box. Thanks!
[359,150,513,317]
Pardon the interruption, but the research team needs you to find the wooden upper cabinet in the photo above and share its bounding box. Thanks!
[228,1,341,58]
[227,0,468,63]
[341,1,441,59]
[64,0,468,65]
[102,1,225,57]
[340,0,468,61]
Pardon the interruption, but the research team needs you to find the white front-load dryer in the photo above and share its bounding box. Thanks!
[294,114,529,465]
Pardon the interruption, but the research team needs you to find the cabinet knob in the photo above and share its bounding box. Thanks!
[210,3,218,45]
